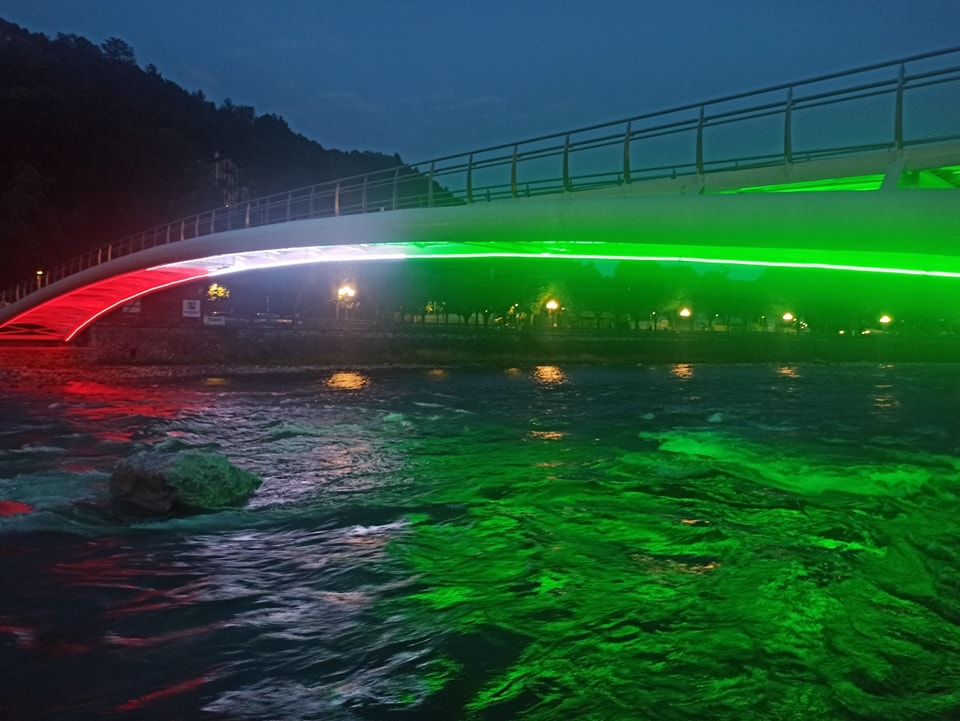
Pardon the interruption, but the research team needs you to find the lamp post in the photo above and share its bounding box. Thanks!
[337,284,356,320]
[782,311,799,335]
[546,298,559,327]
[679,307,692,331]
[35,270,43,290]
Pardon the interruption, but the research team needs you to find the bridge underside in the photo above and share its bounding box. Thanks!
[2,189,959,342]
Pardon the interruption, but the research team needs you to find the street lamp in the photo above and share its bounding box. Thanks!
[679,307,692,331]
[782,311,799,335]
[546,299,559,327]
[35,270,43,290]
[337,284,356,319]
[879,314,892,326]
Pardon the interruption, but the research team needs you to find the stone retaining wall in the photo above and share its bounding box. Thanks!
[2,326,958,368]
[76,325,960,366]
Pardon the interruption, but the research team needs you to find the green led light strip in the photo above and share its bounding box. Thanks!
[713,175,885,194]
[187,244,960,279]
[407,252,960,277]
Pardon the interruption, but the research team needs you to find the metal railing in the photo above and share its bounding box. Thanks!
[4,46,960,306]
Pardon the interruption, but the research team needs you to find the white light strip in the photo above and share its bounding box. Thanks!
[152,244,960,280]
[153,244,408,276]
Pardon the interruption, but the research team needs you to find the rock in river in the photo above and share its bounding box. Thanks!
[110,451,261,517]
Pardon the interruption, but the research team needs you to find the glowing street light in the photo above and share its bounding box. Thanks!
[781,311,800,335]
[679,307,691,318]
[337,284,356,320]
[206,282,230,301]
[879,314,892,325]
[35,270,43,290]
[545,298,560,327]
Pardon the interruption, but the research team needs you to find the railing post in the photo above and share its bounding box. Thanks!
[180,219,185,241]
[392,168,400,210]
[427,162,435,207]
[193,215,200,238]
[622,121,632,185]
[784,87,794,165]
[166,223,171,244]
[466,153,474,203]
[335,181,341,216]
[511,144,519,199]
[696,105,705,176]
[210,209,216,234]
[245,203,251,227]
[286,192,292,221]
[362,175,368,213]
[894,63,905,150]
[309,186,315,217]
[562,135,571,193]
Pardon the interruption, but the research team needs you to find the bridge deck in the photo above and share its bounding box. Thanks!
[2,175,959,342]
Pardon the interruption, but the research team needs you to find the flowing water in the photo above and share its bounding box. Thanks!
[1,361,959,720]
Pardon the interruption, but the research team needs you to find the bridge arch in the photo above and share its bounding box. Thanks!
[2,189,959,342]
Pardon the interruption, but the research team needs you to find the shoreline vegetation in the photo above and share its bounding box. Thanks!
[2,325,959,368]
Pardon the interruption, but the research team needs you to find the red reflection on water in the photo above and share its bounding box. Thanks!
[0,500,33,516]
[4,535,227,718]
[61,380,186,421]
[0,623,36,648]
[115,671,216,713]
[49,378,207,449]
[107,621,229,648]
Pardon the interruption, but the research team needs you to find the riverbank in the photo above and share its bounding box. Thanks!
[2,325,957,368]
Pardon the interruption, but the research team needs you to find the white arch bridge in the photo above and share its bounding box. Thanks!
[3,47,960,343]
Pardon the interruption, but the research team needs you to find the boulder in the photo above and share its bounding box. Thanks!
[109,451,261,517]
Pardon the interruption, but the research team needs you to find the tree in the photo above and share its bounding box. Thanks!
[0,164,61,282]
[55,33,101,57]
[220,98,256,125]
[100,37,137,65]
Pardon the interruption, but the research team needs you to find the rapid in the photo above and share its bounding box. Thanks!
[1,361,959,720]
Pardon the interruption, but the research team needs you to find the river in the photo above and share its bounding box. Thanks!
[1,361,959,720]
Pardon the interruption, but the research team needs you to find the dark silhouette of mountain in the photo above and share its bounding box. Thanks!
[0,19,410,287]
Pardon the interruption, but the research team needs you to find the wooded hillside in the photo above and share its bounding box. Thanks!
[0,19,404,287]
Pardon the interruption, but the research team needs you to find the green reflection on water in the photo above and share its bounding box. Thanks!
[387,422,960,719]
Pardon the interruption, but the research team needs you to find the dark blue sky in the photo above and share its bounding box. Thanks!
[4,1,959,162]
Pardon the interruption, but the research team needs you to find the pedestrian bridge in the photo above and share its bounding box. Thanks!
[3,47,960,342]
